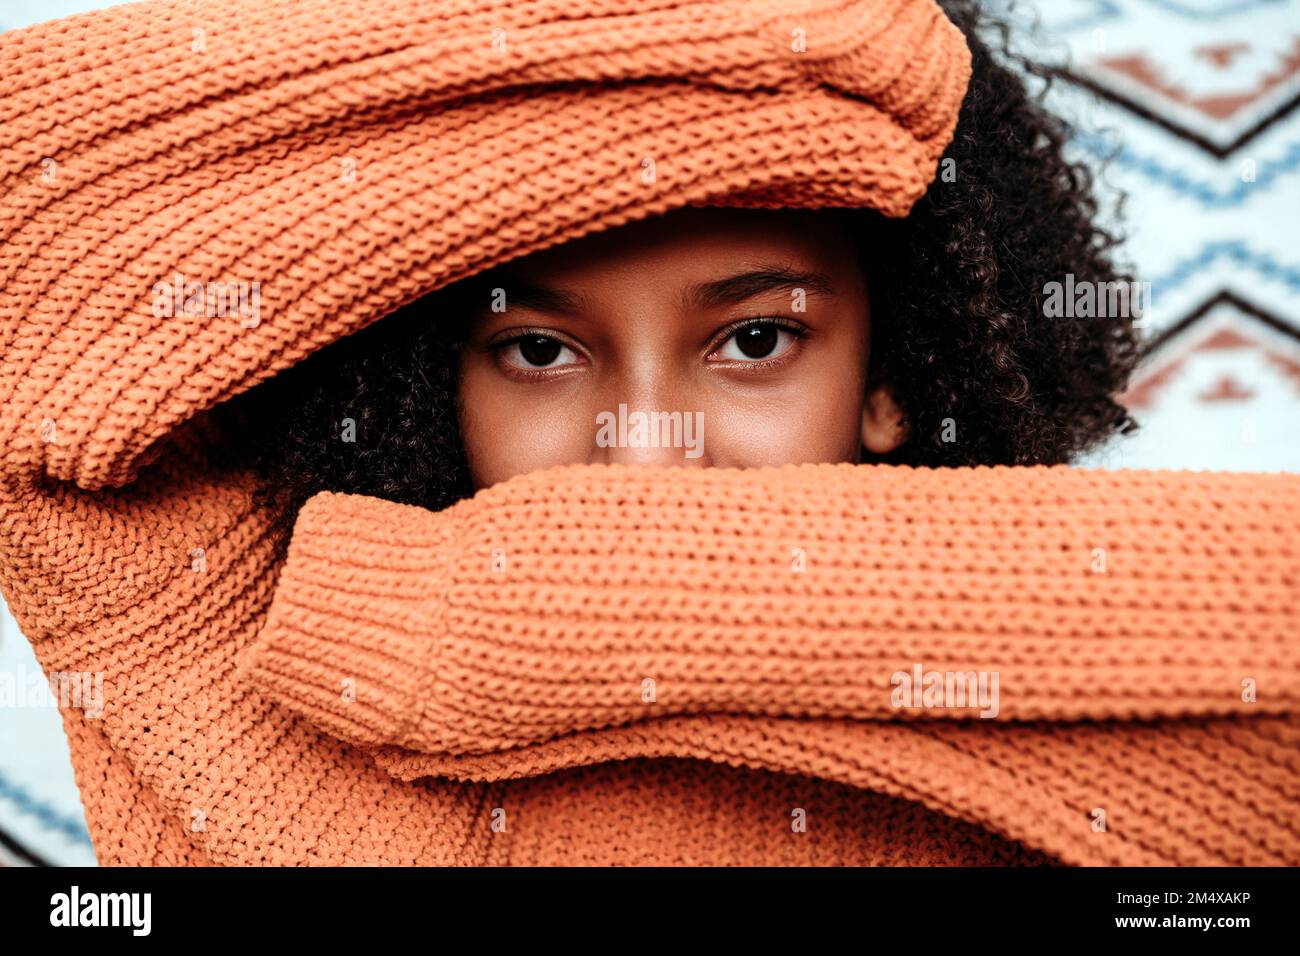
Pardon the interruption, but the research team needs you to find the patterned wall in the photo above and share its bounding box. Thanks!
[1023,0,1300,470]
[0,0,1296,865]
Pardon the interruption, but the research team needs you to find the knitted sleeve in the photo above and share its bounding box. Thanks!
[239,461,1300,757]
[0,0,969,493]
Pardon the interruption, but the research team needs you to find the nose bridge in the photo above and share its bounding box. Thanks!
[589,356,708,467]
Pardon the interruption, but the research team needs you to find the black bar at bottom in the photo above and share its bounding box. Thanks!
[1,865,1293,940]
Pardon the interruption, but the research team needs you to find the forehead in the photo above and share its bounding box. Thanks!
[489,205,865,293]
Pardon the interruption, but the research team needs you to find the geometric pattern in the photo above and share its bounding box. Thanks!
[1102,294,1300,469]
[1009,0,1300,469]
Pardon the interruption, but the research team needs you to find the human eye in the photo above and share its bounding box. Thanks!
[492,331,584,377]
[706,318,807,366]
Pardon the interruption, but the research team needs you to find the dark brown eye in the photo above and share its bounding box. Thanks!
[734,324,778,358]
[518,335,562,366]
[710,321,800,363]
[498,333,580,373]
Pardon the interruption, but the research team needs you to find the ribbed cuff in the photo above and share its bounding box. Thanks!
[238,490,458,751]
[236,463,1300,758]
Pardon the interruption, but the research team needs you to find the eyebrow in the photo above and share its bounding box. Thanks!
[495,279,589,317]
[682,265,839,311]
[493,265,839,318]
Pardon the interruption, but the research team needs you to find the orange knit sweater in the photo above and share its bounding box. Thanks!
[3,449,1299,865]
[1,0,1297,867]
[239,465,1300,868]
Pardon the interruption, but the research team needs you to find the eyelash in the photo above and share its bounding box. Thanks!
[706,317,808,370]
[489,327,585,381]
[489,317,809,379]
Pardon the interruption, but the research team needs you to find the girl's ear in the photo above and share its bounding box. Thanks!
[860,383,909,454]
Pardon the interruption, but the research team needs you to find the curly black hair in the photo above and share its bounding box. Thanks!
[220,0,1140,520]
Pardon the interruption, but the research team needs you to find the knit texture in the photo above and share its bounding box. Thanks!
[1,0,1297,867]
[239,465,1300,867]
[0,0,969,491]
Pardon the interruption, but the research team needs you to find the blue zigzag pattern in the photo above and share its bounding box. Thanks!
[1070,132,1300,206]
[1040,0,1122,34]
[1039,0,1290,33]
[1152,240,1300,295]
[1142,0,1292,20]
[0,768,93,848]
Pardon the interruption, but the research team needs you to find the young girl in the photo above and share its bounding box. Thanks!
[225,0,1139,511]
[1,0,1295,869]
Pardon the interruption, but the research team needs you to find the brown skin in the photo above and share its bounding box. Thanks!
[456,205,908,489]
